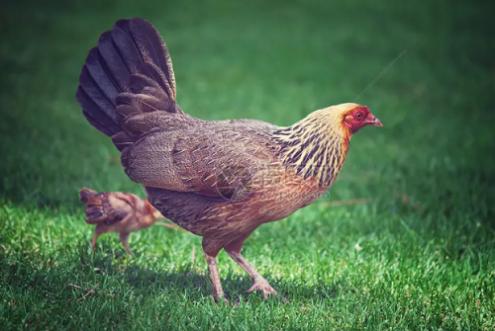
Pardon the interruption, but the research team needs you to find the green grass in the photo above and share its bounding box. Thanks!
[1,0,494,329]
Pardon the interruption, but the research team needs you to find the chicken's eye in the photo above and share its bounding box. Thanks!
[355,112,364,121]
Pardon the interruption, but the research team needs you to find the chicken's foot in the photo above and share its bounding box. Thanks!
[226,250,277,299]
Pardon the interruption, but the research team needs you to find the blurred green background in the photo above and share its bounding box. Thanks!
[1,0,494,329]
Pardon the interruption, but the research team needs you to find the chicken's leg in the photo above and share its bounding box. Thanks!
[225,240,277,299]
[204,253,225,302]
[202,238,226,302]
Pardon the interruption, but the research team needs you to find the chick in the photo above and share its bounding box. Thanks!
[79,188,162,254]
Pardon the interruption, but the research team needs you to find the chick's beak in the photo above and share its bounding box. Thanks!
[366,113,383,127]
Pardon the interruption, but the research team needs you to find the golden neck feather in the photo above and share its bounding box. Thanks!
[273,107,351,187]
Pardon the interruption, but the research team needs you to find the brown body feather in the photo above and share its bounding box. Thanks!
[76,18,382,300]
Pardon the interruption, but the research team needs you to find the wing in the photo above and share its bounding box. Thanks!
[121,125,277,200]
[82,191,133,225]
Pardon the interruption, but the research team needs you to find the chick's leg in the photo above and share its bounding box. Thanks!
[91,226,107,251]
[225,239,277,299]
[202,239,225,302]
[119,232,132,255]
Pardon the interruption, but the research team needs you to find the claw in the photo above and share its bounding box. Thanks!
[247,277,277,299]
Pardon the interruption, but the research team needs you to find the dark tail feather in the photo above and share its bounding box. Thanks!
[117,19,176,97]
[77,67,120,136]
[76,18,178,138]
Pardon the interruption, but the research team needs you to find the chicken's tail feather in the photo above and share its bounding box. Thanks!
[76,18,183,147]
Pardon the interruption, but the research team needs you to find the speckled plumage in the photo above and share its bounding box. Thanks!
[76,18,382,300]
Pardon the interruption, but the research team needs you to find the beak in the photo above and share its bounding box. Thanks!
[366,113,383,127]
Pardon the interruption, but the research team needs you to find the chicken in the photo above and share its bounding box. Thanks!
[76,18,383,301]
[79,188,162,254]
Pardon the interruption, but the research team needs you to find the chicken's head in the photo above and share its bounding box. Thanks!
[340,103,383,133]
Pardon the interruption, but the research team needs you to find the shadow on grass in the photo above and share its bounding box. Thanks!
[121,264,344,303]
[86,244,345,303]
[2,241,344,307]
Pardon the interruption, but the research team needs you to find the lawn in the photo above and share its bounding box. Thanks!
[1,0,494,329]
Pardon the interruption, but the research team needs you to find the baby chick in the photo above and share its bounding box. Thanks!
[79,188,162,254]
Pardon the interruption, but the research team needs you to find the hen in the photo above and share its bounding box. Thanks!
[80,188,162,254]
[76,18,382,300]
